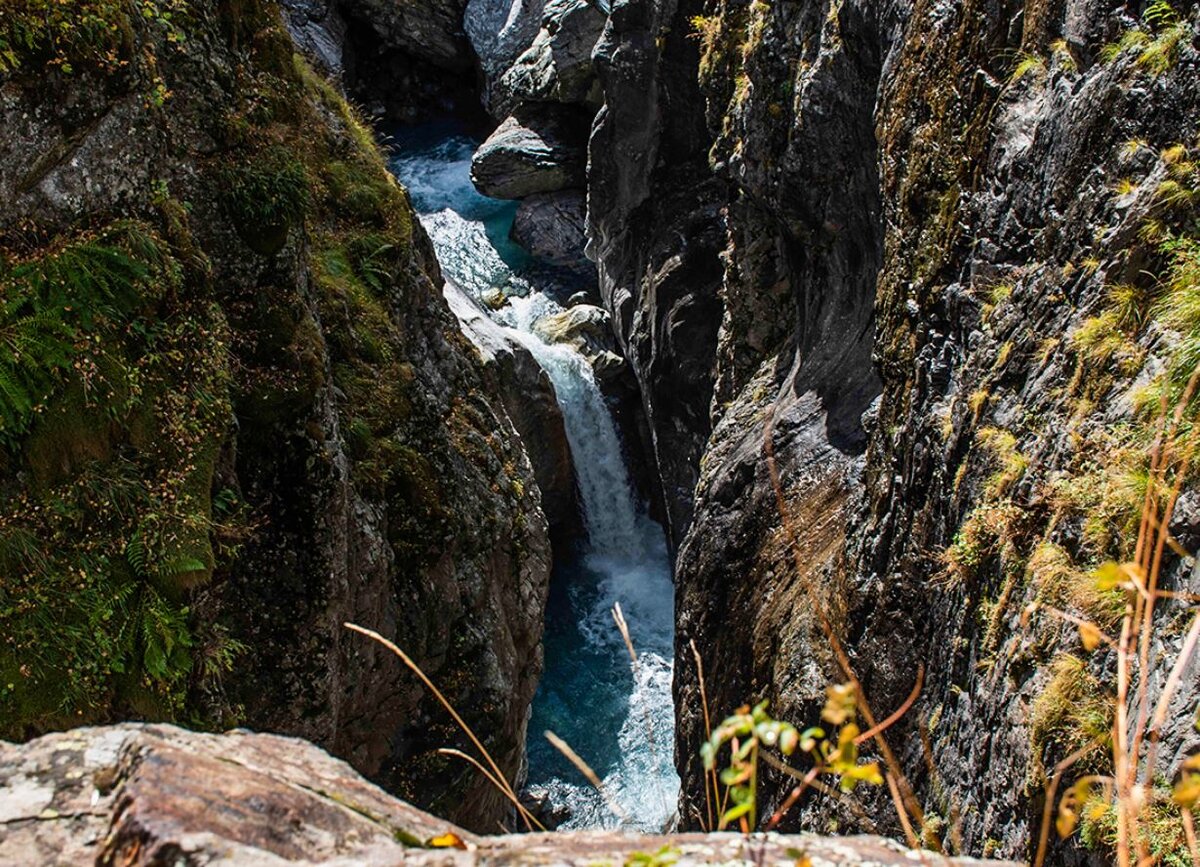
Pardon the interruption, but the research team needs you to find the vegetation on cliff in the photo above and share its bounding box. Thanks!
[0,7,548,832]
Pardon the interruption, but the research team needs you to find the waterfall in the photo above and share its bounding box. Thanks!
[390,120,679,832]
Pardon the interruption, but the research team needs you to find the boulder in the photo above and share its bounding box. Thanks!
[495,0,606,113]
[533,304,625,384]
[471,107,590,199]
[0,723,1019,865]
[511,189,590,267]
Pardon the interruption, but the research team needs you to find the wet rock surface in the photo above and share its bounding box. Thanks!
[0,724,1020,866]
[511,189,592,271]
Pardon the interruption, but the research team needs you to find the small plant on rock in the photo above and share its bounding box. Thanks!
[701,687,883,832]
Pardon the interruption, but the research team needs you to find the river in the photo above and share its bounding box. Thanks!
[388,119,680,832]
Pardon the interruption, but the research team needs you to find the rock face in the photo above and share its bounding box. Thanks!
[586,0,728,550]
[465,0,550,113]
[0,0,549,834]
[446,285,580,542]
[279,0,482,121]
[0,723,1020,866]
[280,0,349,75]
[471,106,591,198]
[496,0,607,113]
[576,0,1200,861]
[338,0,471,72]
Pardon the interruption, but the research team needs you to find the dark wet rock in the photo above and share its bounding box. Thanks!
[586,0,727,550]
[471,106,590,199]
[511,189,591,269]
[280,0,348,75]
[338,0,471,72]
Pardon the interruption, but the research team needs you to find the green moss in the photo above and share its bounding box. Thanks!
[220,146,310,254]
[1081,790,1194,866]
[943,501,1018,584]
[0,218,233,735]
[1027,654,1111,789]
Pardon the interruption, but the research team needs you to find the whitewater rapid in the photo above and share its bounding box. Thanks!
[389,122,679,832]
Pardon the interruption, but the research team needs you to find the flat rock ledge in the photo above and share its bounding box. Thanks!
[0,724,1018,866]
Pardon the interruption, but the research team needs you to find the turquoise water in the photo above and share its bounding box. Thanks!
[389,120,680,831]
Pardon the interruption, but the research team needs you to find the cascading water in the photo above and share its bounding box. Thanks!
[390,120,680,831]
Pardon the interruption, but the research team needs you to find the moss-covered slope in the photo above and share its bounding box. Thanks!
[0,0,550,832]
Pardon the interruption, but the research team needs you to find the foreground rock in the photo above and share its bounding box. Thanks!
[471,107,590,199]
[0,724,1020,866]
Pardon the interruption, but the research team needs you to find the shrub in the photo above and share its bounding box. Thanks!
[221,147,309,253]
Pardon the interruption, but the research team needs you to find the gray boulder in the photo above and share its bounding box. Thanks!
[471,107,589,199]
[511,189,590,266]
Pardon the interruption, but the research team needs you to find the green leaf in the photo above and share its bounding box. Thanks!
[721,803,752,825]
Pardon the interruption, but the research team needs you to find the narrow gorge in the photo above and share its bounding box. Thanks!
[2,0,1200,865]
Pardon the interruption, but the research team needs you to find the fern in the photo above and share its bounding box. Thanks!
[0,223,168,440]
[125,530,150,577]
[1101,2,1189,76]
[1143,0,1180,27]
[1101,28,1150,64]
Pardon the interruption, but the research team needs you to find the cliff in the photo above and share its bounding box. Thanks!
[0,0,549,832]
[0,723,1018,865]
[568,0,1200,860]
